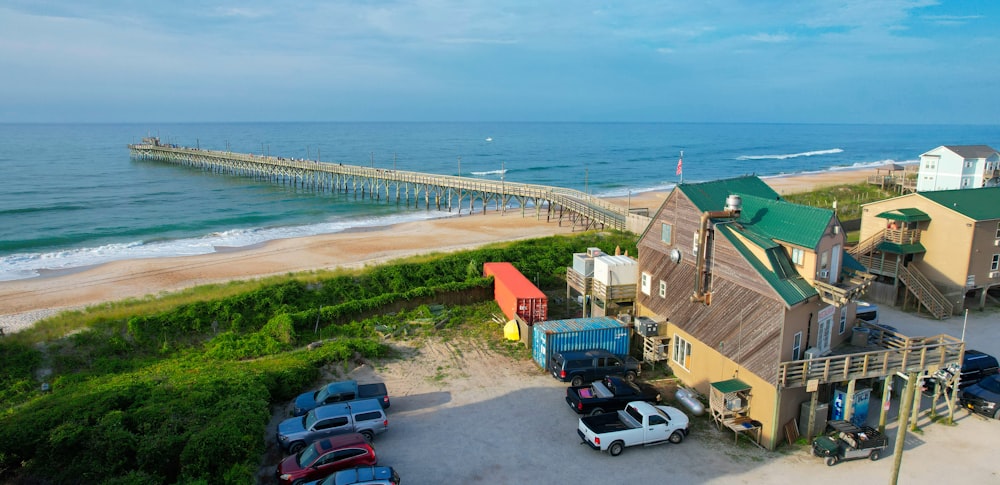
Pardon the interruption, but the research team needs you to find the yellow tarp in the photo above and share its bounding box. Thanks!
[503,320,520,341]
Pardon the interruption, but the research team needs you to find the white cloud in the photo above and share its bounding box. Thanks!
[749,33,791,43]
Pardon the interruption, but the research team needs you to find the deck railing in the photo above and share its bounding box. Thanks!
[777,329,963,389]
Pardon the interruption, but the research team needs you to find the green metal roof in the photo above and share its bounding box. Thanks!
[736,194,835,248]
[711,378,752,394]
[875,208,931,223]
[842,251,867,272]
[717,224,818,307]
[679,176,780,213]
[877,241,926,254]
[920,187,1000,221]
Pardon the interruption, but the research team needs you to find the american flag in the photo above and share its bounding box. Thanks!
[676,151,683,176]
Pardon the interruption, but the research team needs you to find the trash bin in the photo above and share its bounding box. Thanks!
[851,327,870,346]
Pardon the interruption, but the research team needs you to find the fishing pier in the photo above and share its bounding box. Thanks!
[129,138,650,232]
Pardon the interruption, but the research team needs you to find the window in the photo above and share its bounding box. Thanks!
[316,417,349,430]
[641,272,651,295]
[672,335,691,370]
[992,254,999,271]
[995,222,1000,239]
[791,248,804,266]
[792,332,802,360]
[839,310,847,335]
[659,280,667,298]
[966,161,973,168]
[661,223,673,245]
[355,411,383,422]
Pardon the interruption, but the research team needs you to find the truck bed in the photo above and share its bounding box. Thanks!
[580,409,639,434]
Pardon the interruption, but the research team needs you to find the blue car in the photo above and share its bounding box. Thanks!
[304,466,400,485]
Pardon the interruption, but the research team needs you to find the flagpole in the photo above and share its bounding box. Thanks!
[677,150,684,184]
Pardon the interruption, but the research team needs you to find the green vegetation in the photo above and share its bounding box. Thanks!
[782,183,896,222]
[0,231,637,485]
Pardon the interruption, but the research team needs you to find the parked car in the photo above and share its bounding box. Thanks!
[566,375,661,415]
[855,301,879,324]
[549,348,641,387]
[305,466,400,485]
[276,433,377,485]
[927,349,999,393]
[959,374,1000,419]
[812,420,888,466]
[294,380,390,416]
[577,401,689,456]
[278,399,389,453]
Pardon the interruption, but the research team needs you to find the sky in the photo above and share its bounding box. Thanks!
[1,0,998,124]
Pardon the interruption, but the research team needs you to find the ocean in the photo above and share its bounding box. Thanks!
[1,122,998,282]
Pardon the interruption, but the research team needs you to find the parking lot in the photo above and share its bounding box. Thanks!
[263,305,1000,484]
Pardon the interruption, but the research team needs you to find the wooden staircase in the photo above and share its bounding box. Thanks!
[849,230,885,257]
[897,263,953,320]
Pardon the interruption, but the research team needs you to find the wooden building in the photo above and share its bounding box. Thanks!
[854,186,1000,315]
[633,176,964,450]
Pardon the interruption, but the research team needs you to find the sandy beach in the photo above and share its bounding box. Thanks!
[0,168,874,333]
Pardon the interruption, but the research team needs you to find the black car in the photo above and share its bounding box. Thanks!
[960,374,1000,419]
[549,348,641,387]
[928,349,1000,393]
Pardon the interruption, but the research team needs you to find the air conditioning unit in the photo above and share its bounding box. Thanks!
[804,347,820,360]
[818,270,830,279]
[724,396,743,411]
[994,239,1000,247]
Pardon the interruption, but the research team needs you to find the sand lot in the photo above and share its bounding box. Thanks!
[261,305,1000,484]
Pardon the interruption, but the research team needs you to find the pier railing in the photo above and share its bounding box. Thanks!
[129,142,638,232]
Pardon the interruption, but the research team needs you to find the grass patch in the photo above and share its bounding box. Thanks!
[783,183,896,222]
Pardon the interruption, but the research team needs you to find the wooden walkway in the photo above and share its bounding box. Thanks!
[128,139,644,232]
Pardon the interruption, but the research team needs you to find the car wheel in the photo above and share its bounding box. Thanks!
[571,376,584,387]
[669,431,684,444]
[869,450,880,461]
[361,430,375,442]
[825,456,837,466]
[609,441,624,456]
[589,408,604,416]
[624,371,637,382]
[288,441,305,454]
[993,408,1000,420]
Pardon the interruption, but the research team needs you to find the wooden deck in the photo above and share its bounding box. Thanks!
[776,322,963,389]
[129,140,644,232]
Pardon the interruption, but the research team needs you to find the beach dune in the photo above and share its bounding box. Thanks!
[0,169,872,333]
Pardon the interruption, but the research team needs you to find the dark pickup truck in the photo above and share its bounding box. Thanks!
[566,376,661,416]
[293,379,390,417]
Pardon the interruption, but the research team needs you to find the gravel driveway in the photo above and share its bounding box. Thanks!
[263,306,1000,484]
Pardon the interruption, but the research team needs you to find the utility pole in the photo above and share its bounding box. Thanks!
[889,371,918,485]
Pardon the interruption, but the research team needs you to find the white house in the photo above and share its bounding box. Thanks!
[916,145,1000,192]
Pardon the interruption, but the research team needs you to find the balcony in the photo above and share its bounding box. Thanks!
[813,268,875,307]
[777,324,964,389]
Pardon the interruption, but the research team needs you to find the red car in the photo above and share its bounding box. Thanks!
[277,433,377,485]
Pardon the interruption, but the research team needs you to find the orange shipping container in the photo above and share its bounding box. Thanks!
[483,262,548,324]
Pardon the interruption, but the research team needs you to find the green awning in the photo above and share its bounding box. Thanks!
[877,241,926,254]
[875,208,931,223]
[711,378,752,394]
[842,251,867,272]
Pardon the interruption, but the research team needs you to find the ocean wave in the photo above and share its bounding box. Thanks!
[737,148,844,160]
[469,169,509,176]
[0,211,455,282]
[595,182,677,198]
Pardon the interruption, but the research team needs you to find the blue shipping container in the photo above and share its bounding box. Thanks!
[532,317,631,369]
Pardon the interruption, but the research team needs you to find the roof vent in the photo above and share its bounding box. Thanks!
[725,194,742,213]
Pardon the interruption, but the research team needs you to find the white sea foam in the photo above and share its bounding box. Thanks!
[737,148,844,160]
[469,169,508,176]
[0,211,455,282]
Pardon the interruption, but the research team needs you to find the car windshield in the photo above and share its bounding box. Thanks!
[979,376,1000,393]
[297,443,320,467]
[315,385,330,404]
[303,410,318,430]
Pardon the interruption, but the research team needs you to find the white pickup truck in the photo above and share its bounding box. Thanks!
[577,401,689,456]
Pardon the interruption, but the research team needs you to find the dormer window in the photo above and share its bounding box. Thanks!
[791,248,804,266]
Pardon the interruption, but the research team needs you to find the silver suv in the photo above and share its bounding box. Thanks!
[277,398,388,453]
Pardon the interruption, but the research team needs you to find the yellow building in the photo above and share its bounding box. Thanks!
[635,176,962,450]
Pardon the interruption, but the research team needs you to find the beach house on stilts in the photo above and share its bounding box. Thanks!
[633,176,964,450]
